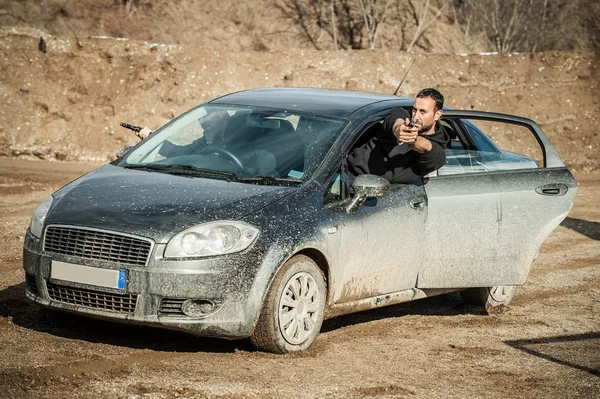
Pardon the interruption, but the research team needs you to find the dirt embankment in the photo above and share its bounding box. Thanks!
[0,27,598,170]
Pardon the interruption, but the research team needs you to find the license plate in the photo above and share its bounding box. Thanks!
[51,261,126,290]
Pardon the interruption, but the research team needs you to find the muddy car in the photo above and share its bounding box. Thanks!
[23,88,577,353]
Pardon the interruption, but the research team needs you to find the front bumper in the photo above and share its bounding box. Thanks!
[22,230,271,339]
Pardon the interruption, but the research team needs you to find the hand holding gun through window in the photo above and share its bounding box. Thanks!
[393,117,419,145]
[120,122,153,140]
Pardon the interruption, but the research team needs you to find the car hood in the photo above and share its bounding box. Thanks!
[46,164,295,242]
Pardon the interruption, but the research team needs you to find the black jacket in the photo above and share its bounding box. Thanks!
[347,108,449,184]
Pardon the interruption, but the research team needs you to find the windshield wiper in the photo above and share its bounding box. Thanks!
[236,176,303,186]
[123,163,237,181]
[122,164,167,171]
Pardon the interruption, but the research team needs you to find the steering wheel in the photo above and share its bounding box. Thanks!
[198,146,246,171]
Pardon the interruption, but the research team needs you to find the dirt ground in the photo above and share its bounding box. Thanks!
[0,158,598,399]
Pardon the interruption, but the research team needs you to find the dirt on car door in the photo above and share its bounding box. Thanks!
[416,111,578,289]
[330,182,428,303]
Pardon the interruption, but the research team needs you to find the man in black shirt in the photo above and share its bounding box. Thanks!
[348,88,449,184]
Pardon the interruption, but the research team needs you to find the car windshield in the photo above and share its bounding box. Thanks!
[118,105,347,184]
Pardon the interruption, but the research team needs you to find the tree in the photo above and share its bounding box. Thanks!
[406,0,447,52]
[276,0,357,49]
[453,0,551,53]
[358,0,394,49]
[276,0,395,49]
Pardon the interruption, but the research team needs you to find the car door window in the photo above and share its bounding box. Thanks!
[324,117,384,206]
[440,119,466,150]
[438,118,544,176]
[324,164,350,205]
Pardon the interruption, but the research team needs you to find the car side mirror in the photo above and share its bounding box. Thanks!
[116,146,134,159]
[346,174,391,214]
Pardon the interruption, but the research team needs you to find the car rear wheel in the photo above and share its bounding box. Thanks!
[251,255,326,354]
[460,285,517,314]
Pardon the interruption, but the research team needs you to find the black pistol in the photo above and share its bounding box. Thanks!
[120,122,142,133]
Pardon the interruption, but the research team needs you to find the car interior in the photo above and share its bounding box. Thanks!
[255,118,306,178]
[354,111,541,177]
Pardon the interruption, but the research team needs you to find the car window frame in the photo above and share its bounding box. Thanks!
[433,110,564,176]
[453,111,553,167]
[323,108,429,208]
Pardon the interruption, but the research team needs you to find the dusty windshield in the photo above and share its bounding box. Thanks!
[120,105,347,182]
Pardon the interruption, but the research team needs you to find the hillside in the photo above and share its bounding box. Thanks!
[0,27,598,170]
[1,0,598,53]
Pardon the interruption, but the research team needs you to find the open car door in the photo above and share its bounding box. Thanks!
[416,110,577,289]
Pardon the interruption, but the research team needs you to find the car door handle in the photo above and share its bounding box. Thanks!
[410,200,425,209]
[535,183,569,196]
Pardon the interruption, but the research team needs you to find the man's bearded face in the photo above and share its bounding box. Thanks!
[411,97,441,134]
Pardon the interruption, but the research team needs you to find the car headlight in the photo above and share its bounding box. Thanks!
[164,221,260,258]
[29,195,53,239]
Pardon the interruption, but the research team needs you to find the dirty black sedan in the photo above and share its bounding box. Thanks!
[23,88,577,353]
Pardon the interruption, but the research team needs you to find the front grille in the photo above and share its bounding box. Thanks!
[26,273,39,297]
[44,226,152,266]
[47,281,137,313]
[160,298,185,316]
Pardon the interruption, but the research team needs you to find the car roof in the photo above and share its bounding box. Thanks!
[209,88,414,118]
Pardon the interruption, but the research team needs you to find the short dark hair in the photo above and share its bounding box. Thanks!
[416,88,444,111]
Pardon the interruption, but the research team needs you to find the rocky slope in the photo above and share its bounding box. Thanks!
[0,27,598,170]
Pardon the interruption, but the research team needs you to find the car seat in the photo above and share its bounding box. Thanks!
[259,120,305,177]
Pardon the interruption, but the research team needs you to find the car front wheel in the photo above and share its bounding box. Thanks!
[461,285,517,314]
[251,255,326,353]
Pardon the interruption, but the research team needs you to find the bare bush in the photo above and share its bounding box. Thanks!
[406,0,447,52]
[452,0,546,53]
[358,0,394,49]
[114,0,157,18]
[275,0,366,49]
[277,0,450,50]
[453,0,600,53]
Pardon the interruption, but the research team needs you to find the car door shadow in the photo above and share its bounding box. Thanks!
[505,333,600,377]
[560,217,600,241]
[0,283,252,353]
[321,292,481,333]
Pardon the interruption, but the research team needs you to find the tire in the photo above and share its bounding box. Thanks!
[251,255,326,354]
[460,285,517,314]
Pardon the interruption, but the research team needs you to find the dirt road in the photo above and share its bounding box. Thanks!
[0,159,598,399]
